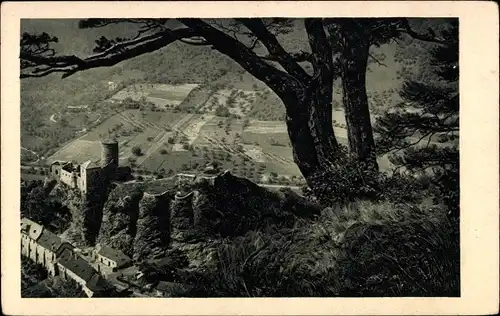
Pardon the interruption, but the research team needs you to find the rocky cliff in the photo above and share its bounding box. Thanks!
[97,184,144,257]
[133,191,173,261]
[46,171,319,266]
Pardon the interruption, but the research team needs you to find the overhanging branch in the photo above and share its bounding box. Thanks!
[21,28,201,79]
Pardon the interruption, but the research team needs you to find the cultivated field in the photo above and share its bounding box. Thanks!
[46,107,306,180]
[110,83,200,109]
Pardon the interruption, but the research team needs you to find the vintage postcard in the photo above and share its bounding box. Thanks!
[1,1,499,315]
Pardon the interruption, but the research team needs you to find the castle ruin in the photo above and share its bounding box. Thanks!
[50,140,131,195]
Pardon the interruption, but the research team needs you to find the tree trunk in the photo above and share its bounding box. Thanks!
[280,82,340,202]
[341,39,379,172]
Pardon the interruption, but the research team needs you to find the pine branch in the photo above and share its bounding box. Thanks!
[397,19,448,45]
[21,28,201,79]
[368,52,387,67]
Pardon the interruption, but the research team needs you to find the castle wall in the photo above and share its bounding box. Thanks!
[39,246,58,276]
[35,244,45,266]
[60,169,77,189]
[50,165,62,178]
[79,167,103,195]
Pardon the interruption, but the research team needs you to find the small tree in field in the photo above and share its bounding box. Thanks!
[132,146,143,156]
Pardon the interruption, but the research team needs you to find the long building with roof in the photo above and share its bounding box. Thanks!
[21,217,112,297]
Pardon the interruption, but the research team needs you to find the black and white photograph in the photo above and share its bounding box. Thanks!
[18,15,461,298]
[2,1,499,315]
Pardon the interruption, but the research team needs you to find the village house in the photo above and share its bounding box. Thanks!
[57,247,111,297]
[36,229,74,276]
[94,244,132,274]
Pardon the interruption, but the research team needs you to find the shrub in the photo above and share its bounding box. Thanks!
[159,149,168,155]
[437,134,449,143]
[306,146,381,206]
[132,146,143,156]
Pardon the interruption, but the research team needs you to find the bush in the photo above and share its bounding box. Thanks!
[437,134,449,143]
[306,146,381,206]
[132,146,143,156]
[159,149,168,155]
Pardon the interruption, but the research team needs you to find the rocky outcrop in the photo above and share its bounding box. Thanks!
[184,171,320,237]
[42,171,319,269]
[170,192,195,242]
[97,184,144,257]
[133,191,173,261]
[52,183,109,247]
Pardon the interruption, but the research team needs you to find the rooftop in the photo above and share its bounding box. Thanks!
[21,217,44,241]
[57,248,96,283]
[86,273,113,293]
[102,139,118,145]
[37,229,63,253]
[81,160,101,170]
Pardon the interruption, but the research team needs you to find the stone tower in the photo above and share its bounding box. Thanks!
[101,140,119,167]
[101,140,119,180]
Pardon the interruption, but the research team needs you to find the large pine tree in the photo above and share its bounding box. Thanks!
[374,20,459,215]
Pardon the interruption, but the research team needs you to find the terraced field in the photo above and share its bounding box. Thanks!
[47,109,189,165]
[110,83,200,109]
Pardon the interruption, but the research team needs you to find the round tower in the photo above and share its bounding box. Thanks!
[101,140,119,167]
